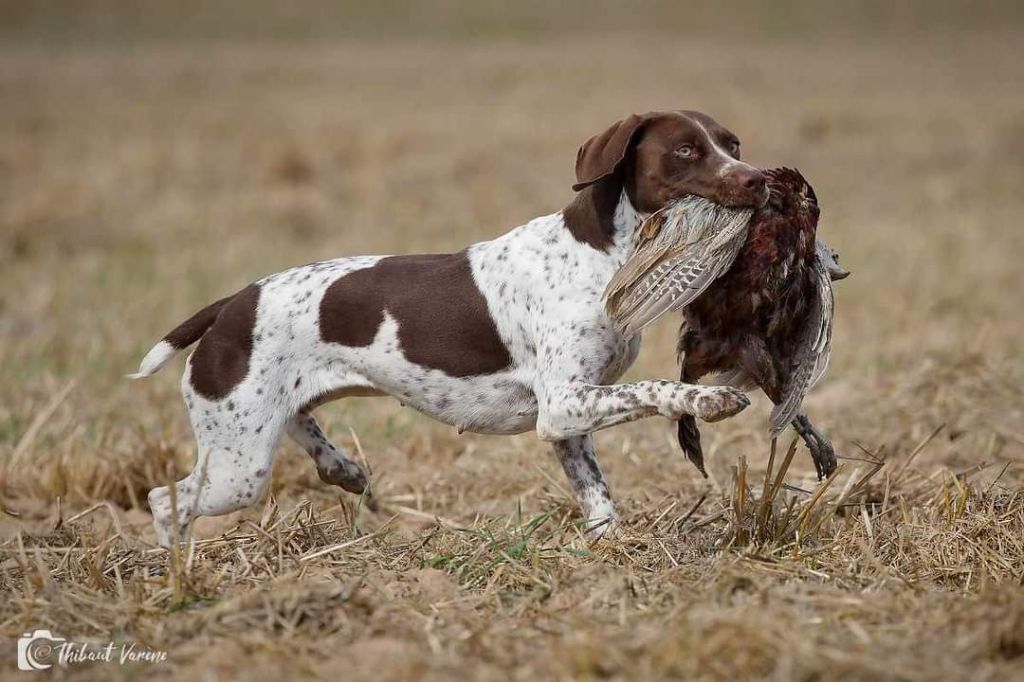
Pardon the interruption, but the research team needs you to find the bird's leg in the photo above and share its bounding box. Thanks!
[792,413,837,480]
[735,340,838,479]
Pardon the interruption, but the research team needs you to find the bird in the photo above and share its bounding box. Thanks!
[673,167,844,479]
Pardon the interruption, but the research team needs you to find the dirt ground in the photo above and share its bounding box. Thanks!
[1,5,1023,680]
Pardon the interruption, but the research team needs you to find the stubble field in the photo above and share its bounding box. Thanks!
[1,18,1023,681]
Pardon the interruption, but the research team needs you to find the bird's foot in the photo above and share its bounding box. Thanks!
[793,414,837,480]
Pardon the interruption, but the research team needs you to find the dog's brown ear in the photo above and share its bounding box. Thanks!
[572,114,648,191]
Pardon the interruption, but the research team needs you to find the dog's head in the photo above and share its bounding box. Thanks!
[572,110,768,211]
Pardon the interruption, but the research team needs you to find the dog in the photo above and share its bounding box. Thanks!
[132,110,769,547]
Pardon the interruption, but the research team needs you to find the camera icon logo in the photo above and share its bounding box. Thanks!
[17,630,65,671]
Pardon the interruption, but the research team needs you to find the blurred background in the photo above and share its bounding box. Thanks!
[2,0,1022,510]
[2,1,1022,42]
[1,2,1023,679]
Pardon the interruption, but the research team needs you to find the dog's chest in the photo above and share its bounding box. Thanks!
[598,333,642,383]
[470,214,640,381]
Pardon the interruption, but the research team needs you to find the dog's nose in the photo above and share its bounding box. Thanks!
[738,169,766,194]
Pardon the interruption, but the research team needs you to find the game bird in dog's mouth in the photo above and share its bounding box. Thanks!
[605,167,846,479]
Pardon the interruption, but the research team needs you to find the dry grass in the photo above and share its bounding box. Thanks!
[1,8,1023,680]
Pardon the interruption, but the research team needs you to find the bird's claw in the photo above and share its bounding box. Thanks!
[794,415,838,480]
[807,437,835,480]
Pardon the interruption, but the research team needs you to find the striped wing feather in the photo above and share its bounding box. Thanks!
[604,197,753,337]
[612,237,746,338]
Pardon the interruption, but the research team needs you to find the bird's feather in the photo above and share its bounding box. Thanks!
[605,196,753,337]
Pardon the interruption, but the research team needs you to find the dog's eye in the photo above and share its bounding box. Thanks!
[675,145,696,159]
[728,141,740,157]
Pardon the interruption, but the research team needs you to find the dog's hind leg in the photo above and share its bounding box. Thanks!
[286,410,370,496]
[148,385,287,548]
[552,436,616,536]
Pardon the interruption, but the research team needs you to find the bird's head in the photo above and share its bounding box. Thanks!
[816,240,851,281]
[571,110,770,213]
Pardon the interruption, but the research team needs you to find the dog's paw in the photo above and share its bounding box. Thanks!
[317,460,370,495]
[582,514,619,541]
[694,386,750,423]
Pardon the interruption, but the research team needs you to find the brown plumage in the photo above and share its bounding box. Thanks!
[675,167,844,479]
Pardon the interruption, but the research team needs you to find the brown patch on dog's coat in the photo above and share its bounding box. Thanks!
[319,252,513,377]
[189,284,261,400]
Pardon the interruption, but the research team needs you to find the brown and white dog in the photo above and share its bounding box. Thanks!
[132,110,769,547]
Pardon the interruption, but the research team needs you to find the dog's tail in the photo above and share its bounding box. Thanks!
[127,295,233,379]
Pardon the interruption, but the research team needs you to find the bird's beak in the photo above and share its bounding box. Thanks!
[829,267,850,281]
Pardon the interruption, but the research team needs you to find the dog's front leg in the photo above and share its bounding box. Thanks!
[535,379,749,442]
[551,435,616,535]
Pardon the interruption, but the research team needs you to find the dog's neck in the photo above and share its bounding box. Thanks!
[608,189,646,265]
[562,180,646,266]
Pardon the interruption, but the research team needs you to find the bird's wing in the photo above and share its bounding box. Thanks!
[605,201,752,337]
[603,208,676,314]
[769,258,834,435]
[611,236,747,337]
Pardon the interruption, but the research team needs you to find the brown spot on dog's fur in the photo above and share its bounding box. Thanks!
[319,253,512,377]
[189,284,261,400]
